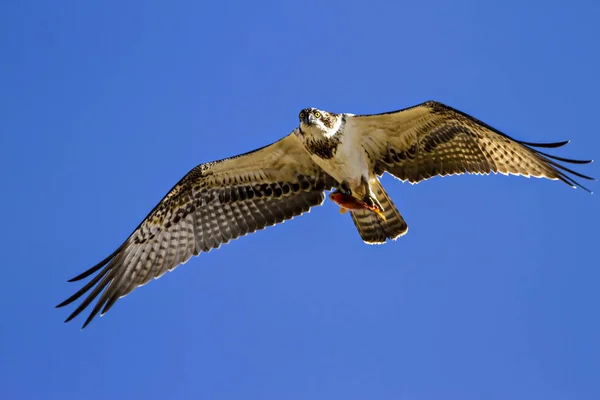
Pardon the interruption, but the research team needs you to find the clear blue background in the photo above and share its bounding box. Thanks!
[1,1,599,399]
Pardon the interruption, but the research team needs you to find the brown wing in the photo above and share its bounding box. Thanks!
[350,101,594,190]
[57,132,336,328]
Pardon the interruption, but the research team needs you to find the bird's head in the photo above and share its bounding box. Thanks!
[297,108,343,139]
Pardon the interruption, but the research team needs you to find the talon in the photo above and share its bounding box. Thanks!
[338,181,352,195]
[372,206,387,221]
[363,194,384,213]
[359,192,386,221]
[362,197,386,221]
[329,191,386,221]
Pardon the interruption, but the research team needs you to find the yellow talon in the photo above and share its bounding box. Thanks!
[374,208,387,221]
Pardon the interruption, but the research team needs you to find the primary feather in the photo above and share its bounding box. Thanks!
[57,101,594,328]
[57,133,336,328]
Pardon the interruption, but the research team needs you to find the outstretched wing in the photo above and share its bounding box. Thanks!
[57,132,337,328]
[349,101,594,190]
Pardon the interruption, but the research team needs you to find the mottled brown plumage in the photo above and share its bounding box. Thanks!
[57,134,337,328]
[57,100,593,328]
[355,101,592,189]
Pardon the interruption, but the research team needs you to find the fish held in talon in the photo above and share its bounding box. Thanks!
[329,192,387,220]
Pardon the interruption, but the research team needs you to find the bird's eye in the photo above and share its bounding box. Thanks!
[299,111,305,119]
[314,111,321,118]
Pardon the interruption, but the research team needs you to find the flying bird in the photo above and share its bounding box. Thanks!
[57,100,594,328]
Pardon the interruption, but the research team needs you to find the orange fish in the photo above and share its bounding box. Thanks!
[329,192,386,221]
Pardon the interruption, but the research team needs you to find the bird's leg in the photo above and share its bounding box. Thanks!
[361,192,384,212]
[360,176,384,212]
[361,193,386,221]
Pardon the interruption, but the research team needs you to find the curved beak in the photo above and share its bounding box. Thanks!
[303,114,313,125]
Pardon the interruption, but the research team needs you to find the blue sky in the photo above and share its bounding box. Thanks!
[1,0,599,399]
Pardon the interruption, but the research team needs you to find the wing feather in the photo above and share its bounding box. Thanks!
[351,101,594,191]
[57,132,336,328]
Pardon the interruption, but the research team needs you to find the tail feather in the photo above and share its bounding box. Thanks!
[350,179,408,244]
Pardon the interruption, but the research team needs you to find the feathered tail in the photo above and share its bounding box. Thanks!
[350,179,408,244]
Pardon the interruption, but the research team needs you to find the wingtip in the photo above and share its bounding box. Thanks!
[67,272,90,283]
[63,313,76,324]
[520,139,571,148]
[56,298,72,308]
[576,183,594,194]
[81,315,95,329]
[582,187,594,195]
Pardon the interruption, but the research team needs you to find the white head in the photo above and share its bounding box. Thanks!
[297,108,343,139]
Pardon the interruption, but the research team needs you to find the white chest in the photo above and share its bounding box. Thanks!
[309,127,370,190]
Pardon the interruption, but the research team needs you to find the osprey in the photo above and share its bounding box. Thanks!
[57,100,594,328]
